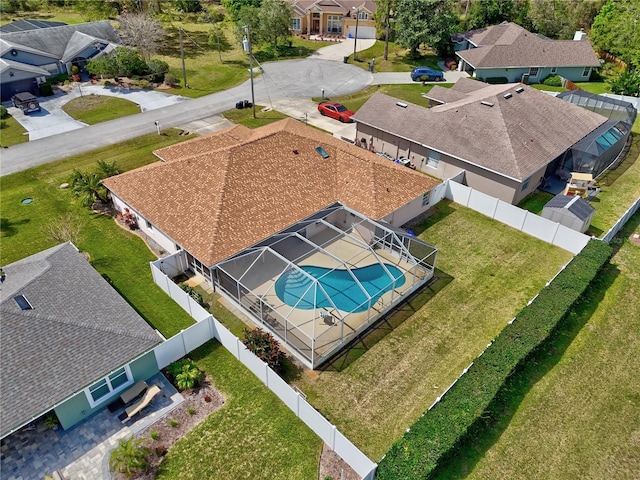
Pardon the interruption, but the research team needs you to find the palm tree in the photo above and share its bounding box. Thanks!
[109,437,150,478]
[70,170,109,207]
[97,160,120,178]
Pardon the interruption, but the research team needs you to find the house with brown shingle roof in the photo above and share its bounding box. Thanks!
[352,80,608,204]
[451,22,600,83]
[287,0,377,38]
[104,119,440,368]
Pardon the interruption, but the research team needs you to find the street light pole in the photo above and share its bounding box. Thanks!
[242,25,256,119]
[352,7,360,61]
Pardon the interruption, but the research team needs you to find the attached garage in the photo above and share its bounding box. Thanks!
[348,26,376,39]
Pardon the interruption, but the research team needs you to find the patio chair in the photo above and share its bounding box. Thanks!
[120,385,161,423]
[120,380,148,404]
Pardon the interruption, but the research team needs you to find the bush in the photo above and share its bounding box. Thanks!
[109,437,150,478]
[150,430,160,440]
[542,74,563,87]
[146,58,169,83]
[242,327,285,372]
[164,73,179,86]
[377,239,612,479]
[179,283,204,305]
[46,73,70,85]
[609,69,640,97]
[484,77,508,84]
[166,358,201,391]
[39,83,54,97]
[0,105,7,119]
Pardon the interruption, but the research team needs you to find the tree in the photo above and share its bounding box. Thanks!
[173,0,202,12]
[257,0,292,49]
[87,47,148,78]
[73,0,118,21]
[395,0,458,57]
[97,160,121,178]
[70,171,109,207]
[109,437,150,478]
[526,0,571,38]
[242,327,285,372]
[222,0,262,20]
[117,12,166,61]
[374,0,397,60]
[464,0,517,30]
[609,68,640,97]
[591,0,640,68]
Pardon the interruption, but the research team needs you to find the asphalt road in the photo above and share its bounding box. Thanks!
[0,58,373,176]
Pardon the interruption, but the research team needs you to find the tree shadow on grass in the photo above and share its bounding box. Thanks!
[319,267,454,373]
[430,258,620,479]
[0,217,31,238]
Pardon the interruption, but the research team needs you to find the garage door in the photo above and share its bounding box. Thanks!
[348,26,376,39]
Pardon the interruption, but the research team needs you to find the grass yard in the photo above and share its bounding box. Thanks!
[349,40,442,72]
[0,130,195,337]
[292,202,572,460]
[222,104,288,128]
[0,115,29,147]
[61,95,141,125]
[156,339,322,480]
[434,213,640,479]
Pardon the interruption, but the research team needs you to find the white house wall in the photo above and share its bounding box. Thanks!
[383,192,432,227]
[111,194,180,256]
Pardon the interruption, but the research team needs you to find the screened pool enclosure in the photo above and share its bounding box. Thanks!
[216,203,438,369]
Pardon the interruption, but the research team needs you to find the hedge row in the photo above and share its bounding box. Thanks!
[376,239,612,479]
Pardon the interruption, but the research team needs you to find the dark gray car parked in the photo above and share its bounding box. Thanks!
[11,92,41,114]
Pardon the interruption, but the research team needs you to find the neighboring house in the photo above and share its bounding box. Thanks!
[451,22,601,83]
[352,78,609,204]
[0,242,161,438]
[541,195,595,233]
[103,118,440,368]
[0,20,119,101]
[287,0,377,38]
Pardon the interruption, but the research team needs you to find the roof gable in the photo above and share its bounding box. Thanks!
[104,119,438,266]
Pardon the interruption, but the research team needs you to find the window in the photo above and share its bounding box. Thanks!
[327,15,341,33]
[357,12,368,20]
[86,366,132,406]
[422,191,430,206]
[427,150,440,168]
[529,67,539,77]
[582,66,591,77]
[146,220,152,230]
[550,66,557,74]
[291,18,300,30]
[521,176,531,191]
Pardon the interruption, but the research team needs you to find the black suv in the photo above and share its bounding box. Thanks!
[11,92,41,114]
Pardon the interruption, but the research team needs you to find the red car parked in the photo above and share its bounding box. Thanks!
[317,101,355,123]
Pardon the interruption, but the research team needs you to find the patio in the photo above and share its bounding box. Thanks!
[0,374,182,480]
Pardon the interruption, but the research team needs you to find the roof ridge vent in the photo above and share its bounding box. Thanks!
[515,87,524,93]
[504,93,512,99]
[396,102,408,108]
[480,101,494,107]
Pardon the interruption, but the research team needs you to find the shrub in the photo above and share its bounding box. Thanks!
[187,406,196,415]
[146,59,169,83]
[484,76,508,84]
[164,73,179,86]
[104,80,113,87]
[166,358,201,391]
[377,239,612,479]
[179,283,204,305]
[39,83,54,97]
[242,327,285,372]
[46,73,70,85]
[150,430,160,441]
[109,437,150,478]
[169,419,179,427]
[0,105,7,119]
[542,74,563,87]
[609,69,640,97]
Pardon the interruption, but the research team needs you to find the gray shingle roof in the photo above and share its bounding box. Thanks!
[0,243,160,438]
[352,82,608,181]
[455,22,600,69]
[0,20,119,60]
[545,194,595,221]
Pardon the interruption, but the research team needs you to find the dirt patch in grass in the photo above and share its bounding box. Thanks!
[319,443,359,480]
[112,378,225,480]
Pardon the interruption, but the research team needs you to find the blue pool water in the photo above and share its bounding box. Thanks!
[275,264,406,313]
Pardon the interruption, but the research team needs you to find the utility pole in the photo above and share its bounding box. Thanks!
[352,7,360,61]
[242,25,256,119]
[179,28,187,88]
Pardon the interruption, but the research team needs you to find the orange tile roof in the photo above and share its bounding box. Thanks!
[104,118,439,266]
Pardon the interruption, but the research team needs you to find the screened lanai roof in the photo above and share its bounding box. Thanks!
[557,90,637,127]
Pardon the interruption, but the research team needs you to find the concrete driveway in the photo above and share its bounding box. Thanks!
[310,38,376,61]
[6,85,187,141]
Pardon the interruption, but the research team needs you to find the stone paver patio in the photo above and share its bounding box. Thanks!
[0,374,182,480]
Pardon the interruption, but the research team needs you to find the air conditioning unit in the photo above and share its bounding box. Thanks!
[521,73,530,84]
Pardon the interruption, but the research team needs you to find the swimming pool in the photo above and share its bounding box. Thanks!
[275,264,406,313]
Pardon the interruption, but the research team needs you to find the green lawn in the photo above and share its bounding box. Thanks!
[0,115,29,147]
[517,191,554,214]
[0,130,196,337]
[348,40,442,72]
[156,340,322,480]
[292,202,572,460]
[61,95,141,125]
[434,213,640,479]
[221,104,288,128]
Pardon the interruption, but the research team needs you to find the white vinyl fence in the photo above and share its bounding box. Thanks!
[446,180,591,254]
[150,260,377,480]
[601,196,640,243]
